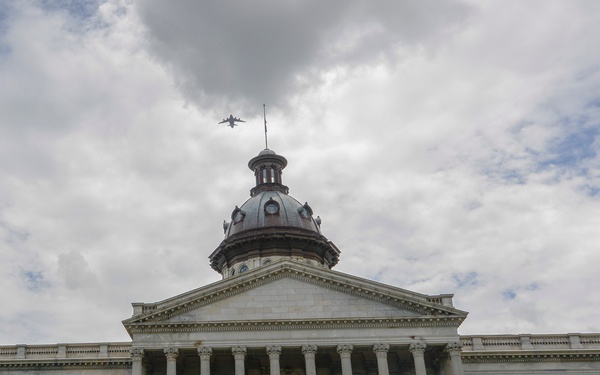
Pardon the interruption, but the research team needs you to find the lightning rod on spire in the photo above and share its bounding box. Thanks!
[263,104,268,149]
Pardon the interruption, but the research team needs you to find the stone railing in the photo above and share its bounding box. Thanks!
[460,334,600,352]
[0,343,132,361]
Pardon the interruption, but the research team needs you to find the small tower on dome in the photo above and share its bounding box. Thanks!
[248,148,289,196]
[209,146,340,279]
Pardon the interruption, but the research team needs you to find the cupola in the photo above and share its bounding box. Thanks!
[209,149,340,278]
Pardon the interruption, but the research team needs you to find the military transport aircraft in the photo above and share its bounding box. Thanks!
[219,115,245,128]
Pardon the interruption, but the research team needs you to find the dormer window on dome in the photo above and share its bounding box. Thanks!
[231,206,246,224]
[298,202,313,219]
[264,198,280,215]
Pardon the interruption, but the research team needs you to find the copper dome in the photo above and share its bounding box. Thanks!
[209,149,340,277]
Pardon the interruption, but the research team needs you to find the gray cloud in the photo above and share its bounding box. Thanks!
[136,1,469,114]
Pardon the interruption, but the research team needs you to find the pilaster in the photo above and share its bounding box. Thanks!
[131,348,145,375]
[445,342,464,375]
[409,342,427,375]
[372,344,390,375]
[198,346,212,375]
[302,344,318,375]
[266,345,282,375]
[164,347,179,375]
[337,345,353,375]
[232,346,247,375]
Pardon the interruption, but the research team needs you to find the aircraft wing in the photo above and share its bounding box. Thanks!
[234,117,245,122]
[218,119,228,124]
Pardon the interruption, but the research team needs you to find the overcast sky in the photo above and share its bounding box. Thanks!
[1,0,600,345]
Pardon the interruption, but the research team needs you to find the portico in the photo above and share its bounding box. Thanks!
[131,342,464,375]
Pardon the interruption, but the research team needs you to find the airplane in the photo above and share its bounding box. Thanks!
[219,114,245,128]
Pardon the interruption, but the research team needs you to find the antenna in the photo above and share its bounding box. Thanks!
[263,104,268,149]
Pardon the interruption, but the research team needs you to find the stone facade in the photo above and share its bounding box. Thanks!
[2,264,599,375]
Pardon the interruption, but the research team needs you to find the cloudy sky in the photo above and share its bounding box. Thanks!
[1,0,600,345]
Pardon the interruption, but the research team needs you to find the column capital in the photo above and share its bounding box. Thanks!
[445,341,463,355]
[302,344,318,355]
[130,348,145,360]
[266,345,282,355]
[164,347,179,360]
[409,342,427,354]
[372,343,390,354]
[337,344,353,355]
[232,346,247,357]
[198,346,213,358]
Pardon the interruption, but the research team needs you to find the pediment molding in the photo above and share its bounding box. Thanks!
[124,261,467,331]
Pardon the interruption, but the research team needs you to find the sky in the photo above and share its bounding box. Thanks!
[1,0,600,345]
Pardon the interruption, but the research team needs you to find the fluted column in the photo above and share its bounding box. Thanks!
[372,344,390,375]
[302,345,318,375]
[131,348,144,375]
[164,348,179,375]
[445,342,464,375]
[409,343,427,375]
[232,346,247,375]
[266,345,282,375]
[198,347,212,375]
[336,345,353,375]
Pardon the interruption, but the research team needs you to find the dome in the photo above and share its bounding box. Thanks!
[209,149,340,277]
[225,191,321,238]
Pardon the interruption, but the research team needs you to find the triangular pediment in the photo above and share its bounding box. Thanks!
[123,260,467,335]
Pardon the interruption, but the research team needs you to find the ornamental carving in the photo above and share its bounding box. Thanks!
[302,345,318,355]
[337,344,354,354]
[197,346,212,359]
[130,348,144,360]
[266,345,282,355]
[373,343,390,354]
[445,342,463,354]
[164,347,179,360]
[232,346,247,357]
[409,342,427,353]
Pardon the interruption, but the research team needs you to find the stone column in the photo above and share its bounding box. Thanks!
[131,348,145,375]
[198,347,212,375]
[445,342,464,375]
[302,345,318,375]
[232,346,247,375]
[164,348,179,375]
[336,345,353,375]
[372,344,390,375]
[409,343,427,375]
[266,345,282,375]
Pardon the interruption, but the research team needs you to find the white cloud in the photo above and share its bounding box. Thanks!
[1,0,600,344]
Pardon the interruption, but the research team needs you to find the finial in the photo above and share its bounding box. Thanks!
[263,104,268,149]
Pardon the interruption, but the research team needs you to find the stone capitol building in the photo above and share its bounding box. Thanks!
[1,148,599,375]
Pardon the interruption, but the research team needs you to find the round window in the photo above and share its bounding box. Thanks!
[239,265,249,273]
[265,202,279,214]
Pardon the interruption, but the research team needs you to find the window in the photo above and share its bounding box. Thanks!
[239,265,249,273]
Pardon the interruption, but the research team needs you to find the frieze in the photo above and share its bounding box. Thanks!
[127,316,465,334]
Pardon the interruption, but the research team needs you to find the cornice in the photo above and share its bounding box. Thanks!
[0,359,131,371]
[462,351,600,364]
[127,316,465,334]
